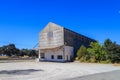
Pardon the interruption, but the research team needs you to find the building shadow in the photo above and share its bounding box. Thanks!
[0,69,43,75]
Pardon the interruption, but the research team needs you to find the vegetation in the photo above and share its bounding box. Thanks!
[77,45,88,62]
[0,44,38,58]
[77,39,120,63]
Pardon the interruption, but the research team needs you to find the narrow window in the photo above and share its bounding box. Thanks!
[51,55,54,59]
[40,53,45,59]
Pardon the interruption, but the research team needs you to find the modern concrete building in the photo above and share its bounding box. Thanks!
[38,22,96,62]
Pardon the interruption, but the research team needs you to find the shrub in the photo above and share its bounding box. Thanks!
[75,57,79,61]
[100,60,111,64]
[79,57,84,62]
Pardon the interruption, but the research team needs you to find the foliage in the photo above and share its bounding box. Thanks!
[87,42,108,63]
[0,44,19,56]
[104,39,120,63]
[0,44,38,58]
[19,49,29,56]
[76,39,120,63]
[28,50,38,58]
[77,45,87,59]
[100,60,111,64]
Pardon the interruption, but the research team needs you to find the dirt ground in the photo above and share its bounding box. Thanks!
[0,61,120,80]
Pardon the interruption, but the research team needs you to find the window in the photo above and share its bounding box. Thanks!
[57,55,62,59]
[51,55,54,59]
[81,37,84,40]
[40,53,45,59]
[47,31,53,38]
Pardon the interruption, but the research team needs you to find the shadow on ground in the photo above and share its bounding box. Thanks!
[0,69,43,75]
[66,70,120,80]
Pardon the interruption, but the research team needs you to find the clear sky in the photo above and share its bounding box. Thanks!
[0,0,120,49]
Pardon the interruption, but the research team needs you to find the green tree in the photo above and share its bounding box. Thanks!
[0,44,20,56]
[0,47,4,55]
[19,49,29,56]
[87,42,108,63]
[28,50,38,58]
[7,44,19,56]
[77,45,88,61]
[104,39,120,63]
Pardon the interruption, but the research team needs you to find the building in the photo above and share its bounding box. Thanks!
[38,22,96,62]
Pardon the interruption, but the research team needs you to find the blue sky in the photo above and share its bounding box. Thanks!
[0,0,120,49]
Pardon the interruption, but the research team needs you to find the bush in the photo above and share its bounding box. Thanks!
[77,45,87,59]
[75,57,79,61]
[89,57,96,63]
[80,57,84,62]
[100,60,111,64]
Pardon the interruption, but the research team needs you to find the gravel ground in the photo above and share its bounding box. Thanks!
[0,62,120,80]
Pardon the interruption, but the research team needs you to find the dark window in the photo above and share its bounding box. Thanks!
[51,55,54,59]
[57,55,62,59]
[82,37,84,40]
[40,53,45,59]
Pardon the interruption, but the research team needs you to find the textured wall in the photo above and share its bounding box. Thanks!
[39,22,64,49]
[40,46,74,62]
[64,46,74,61]
[64,28,96,56]
[44,49,64,62]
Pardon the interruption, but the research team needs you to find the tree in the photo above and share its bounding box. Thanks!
[6,44,20,56]
[7,44,19,56]
[0,44,39,58]
[104,38,112,48]
[104,39,120,63]
[0,47,4,55]
[19,49,29,56]
[77,45,88,61]
[28,50,38,58]
[0,44,20,56]
[87,42,108,63]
